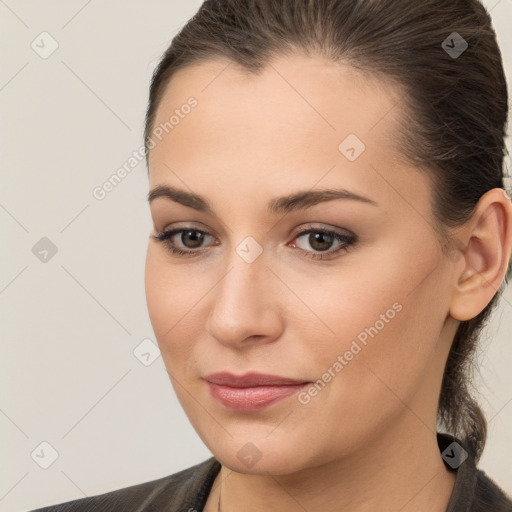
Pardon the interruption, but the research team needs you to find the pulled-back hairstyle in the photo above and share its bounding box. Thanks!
[144,0,511,462]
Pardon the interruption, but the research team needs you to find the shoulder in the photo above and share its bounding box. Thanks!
[472,468,512,511]
[27,456,220,512]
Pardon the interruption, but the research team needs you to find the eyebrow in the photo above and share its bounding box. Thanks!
[147,184,378,215]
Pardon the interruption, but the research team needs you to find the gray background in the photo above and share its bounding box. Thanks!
[0,1,511,510]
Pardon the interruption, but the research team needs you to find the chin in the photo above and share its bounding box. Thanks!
[204,433,317,476]
[215,451,303,476]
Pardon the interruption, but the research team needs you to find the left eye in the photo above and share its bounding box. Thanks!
[290,229,356,260]
[151,227,356,260]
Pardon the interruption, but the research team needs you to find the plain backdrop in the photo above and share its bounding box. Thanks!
[0,1,511,511]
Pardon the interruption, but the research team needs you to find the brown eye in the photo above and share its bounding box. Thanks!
[307,232,335,252]
[290,228,357,261]
[152,228,215,257]
[179,230,206,249]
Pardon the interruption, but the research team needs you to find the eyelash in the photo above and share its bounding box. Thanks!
[151,226,357,261]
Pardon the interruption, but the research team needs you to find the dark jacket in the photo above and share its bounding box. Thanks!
[28,433,512,511]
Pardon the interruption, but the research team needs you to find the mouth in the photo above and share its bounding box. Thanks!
[203,372,311,411]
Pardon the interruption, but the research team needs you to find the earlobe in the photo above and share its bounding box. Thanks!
[449,189,512,322]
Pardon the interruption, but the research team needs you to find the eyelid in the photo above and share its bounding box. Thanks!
[289,222,355,239]
[158,220,212,233]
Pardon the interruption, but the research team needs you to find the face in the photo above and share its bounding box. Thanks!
[145,54,457,475]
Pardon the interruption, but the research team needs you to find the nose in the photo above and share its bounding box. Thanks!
[205,255,284,349]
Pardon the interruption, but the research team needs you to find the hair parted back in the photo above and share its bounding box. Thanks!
[144,0,511,462]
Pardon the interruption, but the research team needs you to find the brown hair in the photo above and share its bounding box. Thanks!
[144,0,510,463]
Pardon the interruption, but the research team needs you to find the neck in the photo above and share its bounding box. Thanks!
[211,416,456,512]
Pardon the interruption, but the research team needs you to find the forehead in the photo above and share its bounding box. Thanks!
[149,53,404,162]
[147,53,428,218]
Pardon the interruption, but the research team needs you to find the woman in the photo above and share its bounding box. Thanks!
[30,0,512,510]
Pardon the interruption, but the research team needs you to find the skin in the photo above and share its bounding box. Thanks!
[144,54,512,512]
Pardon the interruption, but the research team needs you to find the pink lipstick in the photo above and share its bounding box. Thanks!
[204,372,310,411]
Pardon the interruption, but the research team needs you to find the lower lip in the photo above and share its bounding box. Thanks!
[206,382,309,411]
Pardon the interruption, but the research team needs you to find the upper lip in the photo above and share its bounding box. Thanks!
[204,372,309,388]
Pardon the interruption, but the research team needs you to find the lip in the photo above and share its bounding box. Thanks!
[204,372,310,411]
[204,371,309,387]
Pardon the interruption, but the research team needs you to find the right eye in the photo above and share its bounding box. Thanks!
[151,228,217,257]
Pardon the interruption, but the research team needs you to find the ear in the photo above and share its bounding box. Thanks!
[449,188,512,322]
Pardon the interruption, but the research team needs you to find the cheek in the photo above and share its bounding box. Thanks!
[145,247,200,357]
[289,247,447,404]
[324,285,447,444]
[145,246,227,393]
[145,247,196,330]
[145,248,171,338]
